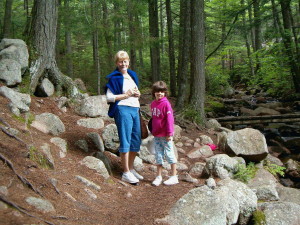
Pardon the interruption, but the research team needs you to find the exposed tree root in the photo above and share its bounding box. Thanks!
[0,152,42,196]
[0,195,55,225]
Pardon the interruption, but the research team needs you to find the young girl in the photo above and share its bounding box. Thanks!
[150,81,178,186]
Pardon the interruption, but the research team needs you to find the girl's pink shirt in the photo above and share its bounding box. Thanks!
[150,97,174,137]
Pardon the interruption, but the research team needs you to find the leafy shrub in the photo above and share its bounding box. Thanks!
[233,162,258,183]
[263,160,285,177]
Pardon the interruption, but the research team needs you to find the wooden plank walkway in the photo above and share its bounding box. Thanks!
[215,113,300,125]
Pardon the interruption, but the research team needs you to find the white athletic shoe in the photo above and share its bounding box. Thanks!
[130,169,144,180]
[152,176,163,186]
[163,175,179,185]
[122,172,139,184]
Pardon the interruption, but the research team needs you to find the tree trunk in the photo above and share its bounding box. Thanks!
[102,1,113,64]
[28,0,77,97]
[241,0,254,77]
[113,2,121,51]
[175,0,190,109]
[64,0,73,78]
[91,0,101,95]
[148,0,161,82]
[127,0,136,71]
[253,0,261,73]
[280,0,300,92]
[189,0,206,124]
[3,0,13,38]
[166,0,176,96]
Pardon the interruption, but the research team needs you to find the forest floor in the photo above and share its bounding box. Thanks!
[0,92,220,225]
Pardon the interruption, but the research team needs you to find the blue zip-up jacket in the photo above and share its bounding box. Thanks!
[105,68,139,118]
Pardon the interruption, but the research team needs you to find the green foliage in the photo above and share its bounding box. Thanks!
[246,43,293,97]
[18,72,31,94]
[180,105,204,125]
[205,96,225,113]
[263,160,285,177]
[251,210,266,225]
[233,162,258,183]
[12,113,34,128]
[28,145,51,169]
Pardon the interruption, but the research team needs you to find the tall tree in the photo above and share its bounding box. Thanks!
[279,0,300,92]
[149,0,161,82]
[27,0,77,96]
[64,0,74,78]
[166,0,176,96]
[90,0,101,94]
[3,0,13,38]
[189,0,206,124]
[127,0,137,70]
[253,0,262,72]
[175,0,191,109]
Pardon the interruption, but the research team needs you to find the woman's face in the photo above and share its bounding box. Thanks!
[155,91,165,100]
[116,58,129,73]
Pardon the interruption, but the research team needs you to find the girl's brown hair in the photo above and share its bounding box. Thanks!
[151,81,168,98]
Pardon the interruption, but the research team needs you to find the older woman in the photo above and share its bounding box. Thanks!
[105,50,143,184]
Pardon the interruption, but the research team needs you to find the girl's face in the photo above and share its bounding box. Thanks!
[155,91,165,100]
[116,58,129,73]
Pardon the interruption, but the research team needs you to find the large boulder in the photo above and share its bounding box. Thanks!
[225,128,268,162]
[0,86,31,115]
[75,95,109,118]
[258,201,300,225]
[0,38,29,72]
[164,178,257,225]
[31,113,65,135]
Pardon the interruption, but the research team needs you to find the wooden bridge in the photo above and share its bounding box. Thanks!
[215,113,300,126]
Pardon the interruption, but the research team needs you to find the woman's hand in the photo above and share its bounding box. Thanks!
[132,87,141,98]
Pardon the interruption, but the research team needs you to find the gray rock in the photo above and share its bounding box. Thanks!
[77,118,104,129]
[258,201,300,225]
[80,156,110,179]
[35,78,54,97]
[50,137,67,158]
[226,128,268,162]
[0,58,21,86]
[205,154,240,179]
[102,124,119,153]
[87,132,105,152]
[75,95,109,117]
[0,86,31,113]
[31,113,65,135]
[25,197,55,213]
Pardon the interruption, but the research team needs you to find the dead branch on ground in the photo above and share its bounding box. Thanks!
[0,195,55,225]
[0,152,42,196]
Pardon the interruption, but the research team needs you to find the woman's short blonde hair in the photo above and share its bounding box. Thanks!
[114,50,130,63]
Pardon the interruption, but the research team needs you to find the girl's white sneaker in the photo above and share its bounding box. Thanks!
[152,176,162,186]
[163,175,179,185]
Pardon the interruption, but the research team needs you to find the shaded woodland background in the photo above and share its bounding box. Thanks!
[1,0,300,124]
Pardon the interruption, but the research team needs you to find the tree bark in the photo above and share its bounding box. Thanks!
[175,0,190,109]
[280,0,300,92]
[64,0,74,78]
[166,0,176,96]
[148,0,161,82]
[189,0,206,124]
[3,0,13,38]
[28,0,77,97]
[91,0,101,95]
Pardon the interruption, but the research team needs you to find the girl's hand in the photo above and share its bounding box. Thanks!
[166,136,173,142]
